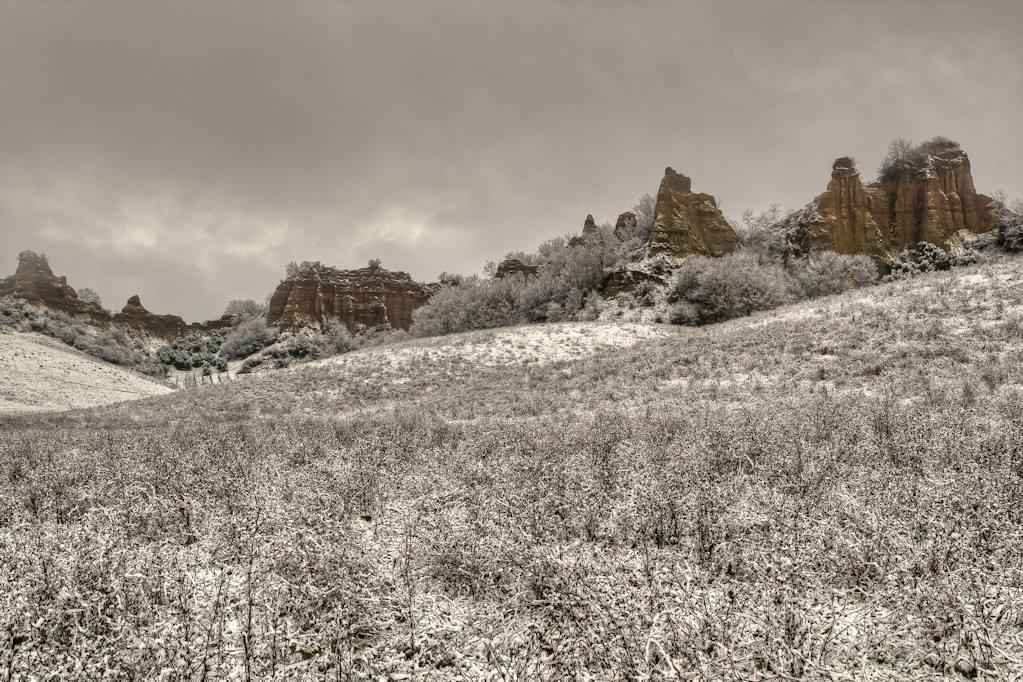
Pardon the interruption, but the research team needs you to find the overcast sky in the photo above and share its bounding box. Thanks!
[1,1,1020,321]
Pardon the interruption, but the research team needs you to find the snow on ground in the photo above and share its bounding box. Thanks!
[0,332,172,415]
[313,321,680,381]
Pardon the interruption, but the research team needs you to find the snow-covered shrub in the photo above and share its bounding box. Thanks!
[885,241,980,281]
[412,230,630,337]
[321,318,353,353]
[667,252,802,325]
[736,204,791,256]
[789,251,878,297]
[222,298,267,321]
[75,287,102,307]
[219,317,278,359]
[158,332,227,371]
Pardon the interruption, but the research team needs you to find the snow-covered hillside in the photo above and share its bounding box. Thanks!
[0,332,172,414]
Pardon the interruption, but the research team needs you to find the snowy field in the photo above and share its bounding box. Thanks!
[2,259,1023,678]
[0,332,172,414]
[313,321,680,383]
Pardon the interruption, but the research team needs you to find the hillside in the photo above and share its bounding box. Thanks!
[0,331,172,414]
[1,258,1022,678]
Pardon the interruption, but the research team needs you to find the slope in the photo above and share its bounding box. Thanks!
[1,257,1022,678]
[0,331,172,414]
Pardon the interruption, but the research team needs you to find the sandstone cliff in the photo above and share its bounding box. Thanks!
[787,140,1000,260]
[613,211,637,240]
[267,262,432,331]
[647,168,738,258]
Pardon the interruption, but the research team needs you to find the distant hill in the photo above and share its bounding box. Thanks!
[0,331,171,414]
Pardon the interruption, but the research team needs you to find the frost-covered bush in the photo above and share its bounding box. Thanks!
[321,318,353,353]
[789,251,878,297]
[219,317,278,360]
[75,287,102,307]
[411,275,526,337]
[667,252,802,325]
[222,298,267,321]
[158,332,227,371]
[885,241,980,281]
[668,250,878,325]
[412,232,628,337]
[735,204,791,256]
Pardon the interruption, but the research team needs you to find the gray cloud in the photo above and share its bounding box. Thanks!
[1,0,1020,320]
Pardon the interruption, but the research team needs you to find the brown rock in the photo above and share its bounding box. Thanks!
[112,295,194,341]
[789,141,1001,259]
[648,167,738,258]
[267,262,432,332]
[601,268,666,298]
[495,258,541,279]
[613,211,637,240]
[582,214,599,237]
[0,250,109,325]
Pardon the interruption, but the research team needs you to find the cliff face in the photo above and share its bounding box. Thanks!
[267,263,432,331]
[613,211,637,240]
[789,141,1000,259]
[648,168,738,258]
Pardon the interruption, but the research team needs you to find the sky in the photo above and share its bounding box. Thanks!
[1,0,1021,321]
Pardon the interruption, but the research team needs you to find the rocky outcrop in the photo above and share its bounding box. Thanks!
[112,295,194,340]
[582,214,599,238]
[648,168,738,258]
[1,250,232,341]
[267,262,432,331]
[601,267,666,298]
[495,258,540,279]
[614,211,637,240]
[0,251,109,324]
[788,140,1001,260]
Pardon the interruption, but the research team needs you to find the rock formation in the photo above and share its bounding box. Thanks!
[495,258,541,279]
[613,211,637,240]
[787,140,1000,260]
[0,251,109,324]
[112,295,194,340]
[1,250,231,341]
[648,168,738,258]
[582,214,599,237]
[267,262,432,331]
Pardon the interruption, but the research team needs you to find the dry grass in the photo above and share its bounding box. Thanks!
[1,257,1022,679]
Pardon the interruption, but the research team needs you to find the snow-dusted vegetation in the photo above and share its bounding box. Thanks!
[2,258,1022,678]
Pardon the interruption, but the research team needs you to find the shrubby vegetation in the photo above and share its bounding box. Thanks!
[0,296,166,376]
[667,251,877,325]
[158,332,228,373]
[878,136,959,182]
[218,317,279,360]
[222,298,267,321]
[885,241,981,281]
[75,287,103,307]
[412,201,883,337]
[413,231,631,336]
[238,321,353,373]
